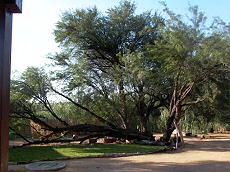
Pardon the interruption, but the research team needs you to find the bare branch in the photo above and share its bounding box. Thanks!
[181,97,206,106]
[51,87,116,128]
[9,127,31,144]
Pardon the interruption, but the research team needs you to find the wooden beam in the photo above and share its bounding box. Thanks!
[0,8,12,171]
[0,0,22,13]
[0,1,22,171]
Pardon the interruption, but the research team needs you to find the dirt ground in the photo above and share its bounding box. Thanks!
[9,133,230,172]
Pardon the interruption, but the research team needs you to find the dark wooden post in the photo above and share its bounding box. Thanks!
[0,1,22,171]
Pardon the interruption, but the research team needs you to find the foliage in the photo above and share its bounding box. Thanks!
[145,4,230,141]
[49,0,166,133]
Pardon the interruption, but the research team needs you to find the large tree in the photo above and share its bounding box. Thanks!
[49,0,165,133]
[148,4,230,142]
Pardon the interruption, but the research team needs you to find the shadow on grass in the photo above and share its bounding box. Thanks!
[9,146,66,163]
[9,144,165,163]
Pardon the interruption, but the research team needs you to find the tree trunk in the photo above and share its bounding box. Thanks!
[119,81,127,125]
[137,84,150,134]
[140,115,149,134]
[163,107,176,143]
[162,83,193,144]
[163,103,182,143]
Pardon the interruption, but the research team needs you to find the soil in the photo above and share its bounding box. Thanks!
[9,133,230,172]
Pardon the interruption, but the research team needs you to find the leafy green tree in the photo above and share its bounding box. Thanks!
[11,67,69,126]
[148,4,230,142]
[49,1,165,133]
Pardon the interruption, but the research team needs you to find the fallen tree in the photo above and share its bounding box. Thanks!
[10,81,155,147]
[10,123,155,147]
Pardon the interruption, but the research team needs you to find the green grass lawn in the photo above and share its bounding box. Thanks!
[9,144,166,163]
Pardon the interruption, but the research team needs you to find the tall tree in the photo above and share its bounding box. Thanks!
[49,1,164,132]
[149,4,230,142]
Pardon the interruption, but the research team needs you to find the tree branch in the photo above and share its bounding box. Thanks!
[181,97,206,106]
[51,87,116,128]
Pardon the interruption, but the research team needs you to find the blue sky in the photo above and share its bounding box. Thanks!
[11,0,230,72]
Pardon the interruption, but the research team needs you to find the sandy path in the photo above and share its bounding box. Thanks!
[9,134,230,172]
